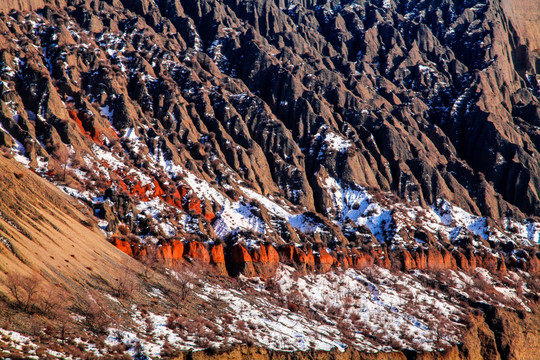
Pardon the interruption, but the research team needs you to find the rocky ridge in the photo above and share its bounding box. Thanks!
[113,237,519,279]
[0,0,539,257]
[0,0,540,358]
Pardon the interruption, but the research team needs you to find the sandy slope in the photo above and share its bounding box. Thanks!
[0,153,138,295]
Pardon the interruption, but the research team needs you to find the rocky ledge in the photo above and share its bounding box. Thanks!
[113,237,540,279]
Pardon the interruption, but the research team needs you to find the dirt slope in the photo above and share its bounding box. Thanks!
[0,153,137,294]
[0,0,44,13]
[502,0,540,52]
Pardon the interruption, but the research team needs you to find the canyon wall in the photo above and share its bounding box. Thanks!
[502,0,540,52]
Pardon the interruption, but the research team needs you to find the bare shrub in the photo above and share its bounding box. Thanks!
[235,320,246,331]
[38,287,69,318]
[73,294,112,335]
[5,273,42,313]
[161,340,181,357]
[111,266,137,299]
[362,267,379,284]
[327,304,342,317]
[343,295,354,310]
[195,335,212,349]
[235,331,254,346]
[349,312,361,323]
[165,265,193,309]
[264,278,280,294]
[287,302,299,312]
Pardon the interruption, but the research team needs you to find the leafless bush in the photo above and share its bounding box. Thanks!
[73,294,112,335]
[327,304,343,317]
[144,317,154,338]
[166,314,190,330]
[349,312,361,323]
[264,278,280,294]
[235,331,254,346]
[235,320,246,331]
[38,287,69,318]
[5,273,43,313]
[166,265,193,308]
[195,335,212,349]
[111,266,137,299]
[160,340,181,358]
[362,267,380,284]
[343,295,354,310]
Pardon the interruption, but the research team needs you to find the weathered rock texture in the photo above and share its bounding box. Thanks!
[0,1,539,358]
[0,0,45,13]
[0,0,539,246]
[112,238,540,279]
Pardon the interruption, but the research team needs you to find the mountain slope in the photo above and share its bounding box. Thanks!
[0,0,539,245]
[0,0,540,358]
[0,152,138,293]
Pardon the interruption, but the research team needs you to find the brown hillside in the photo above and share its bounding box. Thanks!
[0,0,44,13]
[0,153,138,295]
[502,0,540,52]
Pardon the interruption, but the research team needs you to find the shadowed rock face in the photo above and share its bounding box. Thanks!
[0,1,539,259]
[0,3,540,358]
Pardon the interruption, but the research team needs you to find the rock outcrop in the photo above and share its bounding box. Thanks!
[112,238,525,278]
[184,241,210,263]
[0,0,539,357]
[229,243,256,277]
[251,243,280,278]
[210,242,227,275]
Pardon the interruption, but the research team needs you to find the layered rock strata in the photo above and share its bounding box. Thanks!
[113,238,531,278]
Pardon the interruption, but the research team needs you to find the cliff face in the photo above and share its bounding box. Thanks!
[0,0,538,264]
[0,0,539,247]
[0,0,44,12]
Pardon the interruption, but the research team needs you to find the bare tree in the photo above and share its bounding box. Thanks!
[73,293,113,335]
[6,273,42,313]
[166,263,193,309]
[111,265,138,299]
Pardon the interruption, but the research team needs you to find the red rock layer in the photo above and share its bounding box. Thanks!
[112,238,519,278]
[229,243,256,277]
[251,244,280,278]
[210,243,227,275]
[184,241,210,263]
